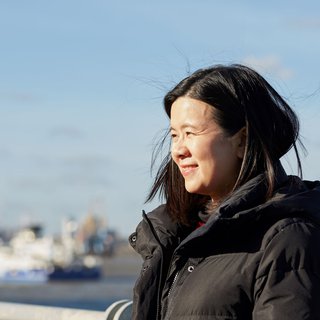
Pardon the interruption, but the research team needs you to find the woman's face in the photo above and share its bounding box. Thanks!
[170,97,244,202]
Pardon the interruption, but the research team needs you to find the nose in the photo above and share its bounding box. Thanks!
[171,138,190,161]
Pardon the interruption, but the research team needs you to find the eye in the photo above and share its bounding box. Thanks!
[170,132,178,140]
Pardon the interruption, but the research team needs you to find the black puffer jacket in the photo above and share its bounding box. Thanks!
[130,169,320,320]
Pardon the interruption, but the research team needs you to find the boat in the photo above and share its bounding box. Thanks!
[48,264,101,281]
[0,249,48,283]
[0,226,103,283]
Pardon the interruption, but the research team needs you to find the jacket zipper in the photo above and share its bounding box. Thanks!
[162,271,179,320]
[164,259,199,319]
[168,271,179,298]
[163,262,189,320]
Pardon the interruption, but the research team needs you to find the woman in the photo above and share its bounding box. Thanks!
[129,64,320,319]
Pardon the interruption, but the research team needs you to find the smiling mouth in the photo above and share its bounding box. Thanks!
[180,165,197,176]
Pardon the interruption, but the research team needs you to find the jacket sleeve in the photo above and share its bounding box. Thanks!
[253,219,320,320]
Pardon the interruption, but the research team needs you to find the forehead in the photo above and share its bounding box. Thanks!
[170,97,214,126]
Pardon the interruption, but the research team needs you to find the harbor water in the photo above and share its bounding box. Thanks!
[0,254,142,311]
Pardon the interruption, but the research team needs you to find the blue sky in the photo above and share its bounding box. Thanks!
[0,1,320,237]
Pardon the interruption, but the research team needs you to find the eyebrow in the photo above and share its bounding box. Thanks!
[170,123,199,131]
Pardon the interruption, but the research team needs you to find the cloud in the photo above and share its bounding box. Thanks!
[61,154,111,170]
[7,169,110,191]
[0,91,40,104]
[242,55,294,80]
[56,172,110,187]
[3,152,112,192]
[288,18,320,29]
[48,126,85,140]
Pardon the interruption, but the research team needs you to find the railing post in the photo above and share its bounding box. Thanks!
[105,299,132,320]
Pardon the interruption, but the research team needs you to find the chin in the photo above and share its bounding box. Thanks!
[185,184,202,195]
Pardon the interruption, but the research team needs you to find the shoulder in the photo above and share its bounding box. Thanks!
[262,216,320,249]
[258,216,320,276]
[129,205,184,257]
[253,216,320,318]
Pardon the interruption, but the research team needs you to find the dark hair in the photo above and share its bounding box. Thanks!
[146,64,303,226]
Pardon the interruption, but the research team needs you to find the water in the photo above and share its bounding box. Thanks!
[0,276,137,311]
[0,254,142,311]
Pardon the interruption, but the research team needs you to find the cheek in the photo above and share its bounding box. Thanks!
[203,143,237,174]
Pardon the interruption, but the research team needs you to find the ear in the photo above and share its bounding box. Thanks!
[232,127,246,159]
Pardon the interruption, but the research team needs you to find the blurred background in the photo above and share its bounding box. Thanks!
[0,0,319,311]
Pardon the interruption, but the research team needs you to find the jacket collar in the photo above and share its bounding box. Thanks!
[177,162,320,253]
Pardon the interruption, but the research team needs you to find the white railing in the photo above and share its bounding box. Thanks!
[0,300,132,320]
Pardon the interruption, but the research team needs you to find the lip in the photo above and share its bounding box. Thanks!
[179,164,198,177]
